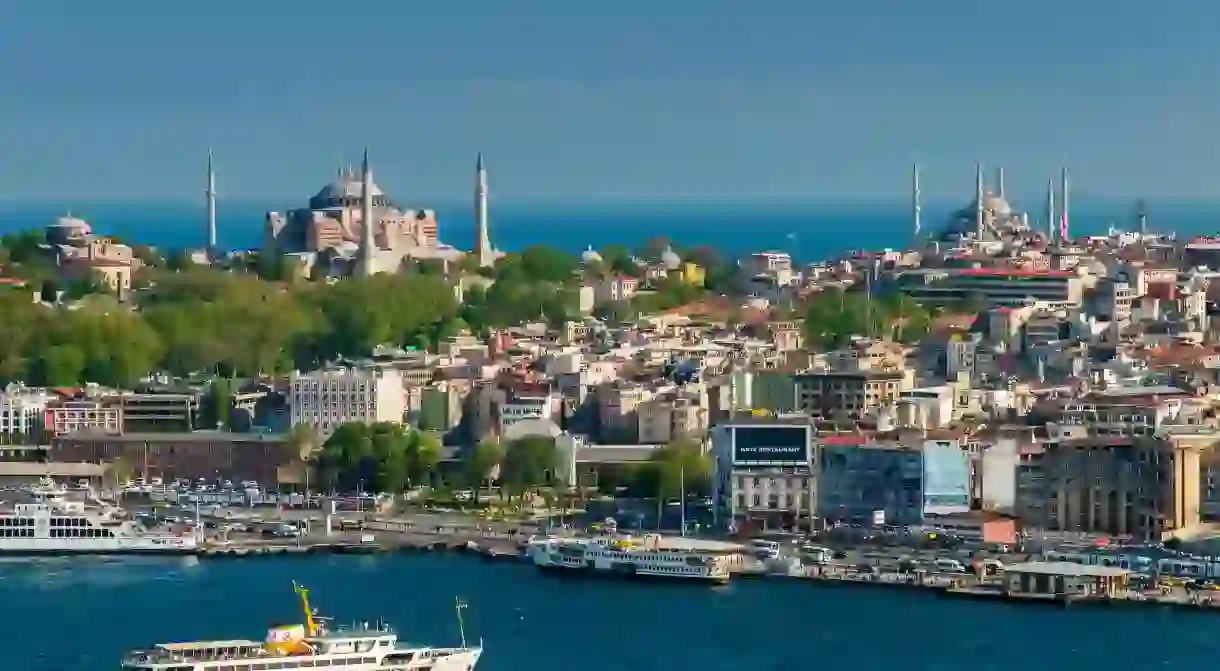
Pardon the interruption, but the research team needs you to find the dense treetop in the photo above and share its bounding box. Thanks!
[803,287,933,350]
[0,230,742,387]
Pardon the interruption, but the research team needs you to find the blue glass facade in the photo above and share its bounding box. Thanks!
[818,443,924,526]
[922,440,971,514]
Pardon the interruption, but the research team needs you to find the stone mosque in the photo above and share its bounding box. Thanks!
[262,151,498,278]
[939,165,1032,243]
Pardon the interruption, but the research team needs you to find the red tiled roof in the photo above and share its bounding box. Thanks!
[953,268,1075,278]
[819,434,871,445]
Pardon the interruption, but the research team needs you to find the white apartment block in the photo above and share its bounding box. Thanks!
[0,384,51,436]
[289,367,407,435]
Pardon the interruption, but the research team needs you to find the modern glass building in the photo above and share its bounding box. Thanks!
[818,438,924,526]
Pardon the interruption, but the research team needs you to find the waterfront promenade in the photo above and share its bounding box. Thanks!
[152,504,1220,616]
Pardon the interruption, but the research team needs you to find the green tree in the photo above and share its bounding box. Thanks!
[645,439,712,527]
[405,429,443,489]
[33,344,85,386]
[501,435,558,497]
[0,230,46,264]
[316,422,436,494]
[202,377,235,429]
[461,438,505,497]
[593,300,634,326]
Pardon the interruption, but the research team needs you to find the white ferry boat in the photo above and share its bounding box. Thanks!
[527,533,735,583]
[0,483,194,555]
[122,584,483,671]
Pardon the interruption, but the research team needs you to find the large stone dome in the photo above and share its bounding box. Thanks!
[983,195,1013,216]
[309,168,391,210]
[46,213,92,243]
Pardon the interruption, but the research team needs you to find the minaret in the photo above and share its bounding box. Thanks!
[1137,199,1148,236]
[1059,166,1070,243]
[974,162,985,238]
[474,152,494,267]
[911,163,921,239]
[356,148,376,278]
[205,149,217,255]
[996,166,1005,201]
[1045,179,1057,243]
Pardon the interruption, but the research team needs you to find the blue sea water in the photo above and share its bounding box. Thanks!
[1,553,1216,671]
[4,199,1220,262]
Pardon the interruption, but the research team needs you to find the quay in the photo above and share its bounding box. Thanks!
[182,531,1220,616]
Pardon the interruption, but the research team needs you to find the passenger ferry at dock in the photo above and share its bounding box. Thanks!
[527,533,737,583]
[122,584,483,671]
[0,480,194,555]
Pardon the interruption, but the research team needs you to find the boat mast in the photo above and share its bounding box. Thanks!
[294,582,319,636]
[454,598,468,649]
[679,460,686,537]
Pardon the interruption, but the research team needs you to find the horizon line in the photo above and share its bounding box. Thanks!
[0,194,1213,208]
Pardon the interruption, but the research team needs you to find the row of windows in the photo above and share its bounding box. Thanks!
[0,518,34,527]
[49,527,116,538]
[644,565,706,575]
[207,656,379,671]
[0,529,34,537]
[49,517,92,527]
[737,493,807,509]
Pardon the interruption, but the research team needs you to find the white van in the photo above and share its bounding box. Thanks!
[934,558,967,573]
[751,540,781,559]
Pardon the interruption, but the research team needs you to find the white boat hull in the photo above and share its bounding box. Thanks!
[529,541,730,583]
[0,535,195,554]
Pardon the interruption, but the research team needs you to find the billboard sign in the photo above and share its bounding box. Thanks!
[922,440,971,514]
[732,425,810,464]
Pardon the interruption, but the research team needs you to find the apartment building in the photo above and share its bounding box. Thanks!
[44,400,122,436]
[817,436,924,526]
[0,384,51,437]
[1032,433,1211,540]
[711,417,815,533]
[795,370,908,422]
[288,366,406,435]
[637,393,707,444]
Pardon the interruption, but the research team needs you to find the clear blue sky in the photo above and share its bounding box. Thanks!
[0,1,1216,203]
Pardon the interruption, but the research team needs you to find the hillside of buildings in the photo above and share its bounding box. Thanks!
[12,199,1220,544]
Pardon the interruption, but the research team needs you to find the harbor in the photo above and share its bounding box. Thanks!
[6,549,1220,671]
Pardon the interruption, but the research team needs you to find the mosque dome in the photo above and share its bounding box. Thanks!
[309,167,390,210]
[581,246,603,264]
[983,195,1013,216]
[46,213,92,244]
[50,213,91,233]
[661,245,682,270]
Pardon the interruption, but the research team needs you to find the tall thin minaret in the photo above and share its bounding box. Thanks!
[911,163,921,239]
[1137,199,1148,236]
[357,148,376,278]
[1059,166,1070,243]
[975,162,985,238]
[1045,179,1057,244]
[996,166,1005,201]
[474,152,493,267]
[205,149,217,254]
